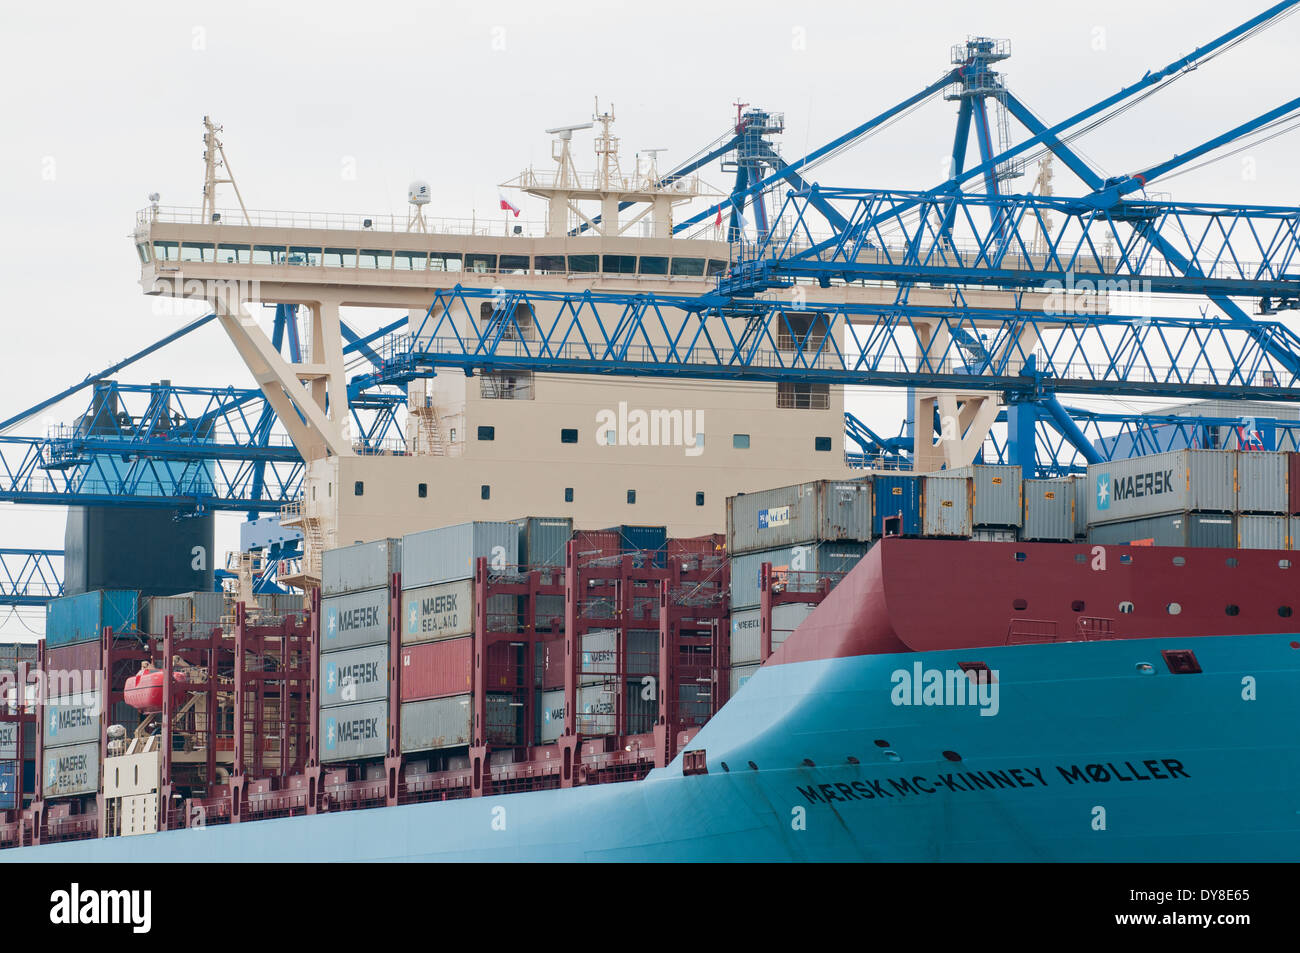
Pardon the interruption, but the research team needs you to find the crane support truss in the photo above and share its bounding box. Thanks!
[0,549,63,608]
[360,286,1300,403]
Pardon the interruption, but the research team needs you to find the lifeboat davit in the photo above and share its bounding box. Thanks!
[123,662,186,712]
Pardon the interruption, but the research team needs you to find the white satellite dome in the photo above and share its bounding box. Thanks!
[408,180,431,206]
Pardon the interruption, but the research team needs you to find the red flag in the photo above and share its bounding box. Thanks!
[499,193,520,217]
[714,206,723,229]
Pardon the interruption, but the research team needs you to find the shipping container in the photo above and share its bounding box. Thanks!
[0,722,18,760]
[1237,514,1289,550]
[320,643,389,707]
[400,637,472,701]
[1088,512,1237,548]
[1291,453,1300,515]
[577,683,617,735]
[43,692,102,748]
[624,679,658,735]
[602,525,667,567]
[948,465,1024,527]
[515,517,573,568]
[726,481,873,555]
[1086,449,1236,525]
[730,662,761,697]
[729,542,871,609]
[485,692,522,746]
[42,740,99,798]
[538,688,566,744]
[869,475,922,536]
[534,594,565,634]
[1022,478,1076,541]
[1290,517,1300,550]
[147,591,302,633]
[579,629,618,683]
[538,638,565,690]
[570,530,622,564]
[322,538,401,597]
[402,522,518,589]
[0,761,19,810]
[320,699,388,763]
[321,588,390,652]
[1073,475,1089,539]
[922,475,973,537]
[1237,451,1288,513]
[627,629,658,677]
[46,590,139,648]
[400,696,471,753]
[401,580,474,644]
[973,528,1018,542]
[729,604,817,664]
[44,641,100,680]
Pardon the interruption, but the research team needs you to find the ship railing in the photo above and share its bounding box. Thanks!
[137,205,549,238]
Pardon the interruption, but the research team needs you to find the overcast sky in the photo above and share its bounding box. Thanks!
[0,0,1296,636]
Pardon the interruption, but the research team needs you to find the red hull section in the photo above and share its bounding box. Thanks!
[771,538,1300,665]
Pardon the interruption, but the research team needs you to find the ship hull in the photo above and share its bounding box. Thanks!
[10,631,1299,862]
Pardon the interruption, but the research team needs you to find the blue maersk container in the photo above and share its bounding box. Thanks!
[45,590,140,649]
[869,476,922,536]
[0,761,18,810]
[603,525,667,567]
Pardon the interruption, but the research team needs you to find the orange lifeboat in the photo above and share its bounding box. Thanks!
[123,662,186,713]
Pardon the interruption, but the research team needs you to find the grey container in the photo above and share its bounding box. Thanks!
[730,662,761,697]
[1292,517,1300,550]
[922,475,973,537]
[485,692,522,746]
[515,516,573,568]
[401,580,474,644]
[1237,513,1289,550]
[538,688,566,743]
[947,465,1023,527]
[42,739,100,798]
[1073,475,1089,539]
[322,538,401,597]
[0,722,19,760]
[729,542,871,609]
[320,699,388,762]
[579,629,618,684]
[322,588,390,652]
[1022,478,1076,542]
[577,683,617,735]
[402,522,519,590]
[729,604,816,664]
[726,480,873,556]
[1088,512,1237,548]
[320,643,390,707]
[43,692,102,748]
[1087,449,1236,524]
[624,678,658,735]
[400,695,471,753]
[1236,451,1288,514]
[973,528,1018,542]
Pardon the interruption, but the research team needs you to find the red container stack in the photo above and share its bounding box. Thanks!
[400,638,472,701]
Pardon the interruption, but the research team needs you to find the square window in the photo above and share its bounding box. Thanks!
[477,426,495,441]
[354,481,364,496]
[733,434,750,449]
[481,485,491,500]
[564,487,574,503]
[418,483,428,499]
[561,428,578,444]
[627,490,636,504]
[815,436,832,452]
[696,492,705,506]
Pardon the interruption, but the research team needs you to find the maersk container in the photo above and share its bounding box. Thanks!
[45,590,140,649]
[1022,478,1076,542]
[0,761,18,810]
[322,588,389,652]
[580,629,618,683]
[401,580,474,645]
[322,538,401,597]
[1086,449,1236,525]
[320,699,388,763]
[0,723,18,760]
[538,688,566,743]
[400,695,471,753]
[726,480,873,556]
[730,662,761,697]
[515,516,573,568]
[922,475,973,537]
[43,692,102,748]
[730,604,817,664]
[402,522,518,590]
[869,475,922,536]
[42,739,100,798]
[400,637,472,701]
[485,692,522,746]
[148,591,302,633]
[1088,512,1237,548]
[1073,475,1089,539]
[320,643,389,708]
[947,465,1023,527]
[577,683,617,735]
[1237,513,1288,550]
[1237,451,1288,514]
[729,542,871,609]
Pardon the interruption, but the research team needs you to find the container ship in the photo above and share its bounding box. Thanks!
[3,450,1300,861]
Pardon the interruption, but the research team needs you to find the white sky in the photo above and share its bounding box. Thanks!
[1,0,1297,636]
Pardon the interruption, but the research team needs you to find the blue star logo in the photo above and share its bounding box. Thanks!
[49,710,58,736]
[326,607,338,640]
[408,601,418,633]
[326,662,338,694]
[325,717,337,750]
[1096,473,1111,510]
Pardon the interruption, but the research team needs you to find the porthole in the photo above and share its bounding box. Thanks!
[1014,552,1027,562]
[1074,553,1087,564]
[1226,557,1239,568]
[1012,598,1028,611]
[1172,556,1186,567]
[1120,554,1132,564]
[1071,600,1085,612]
[1119,601,1135,614]
[1279,606,1293,618]
[1279,559,1292,569]
[1167,603,1182,615]
[1225,604,1240,616]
